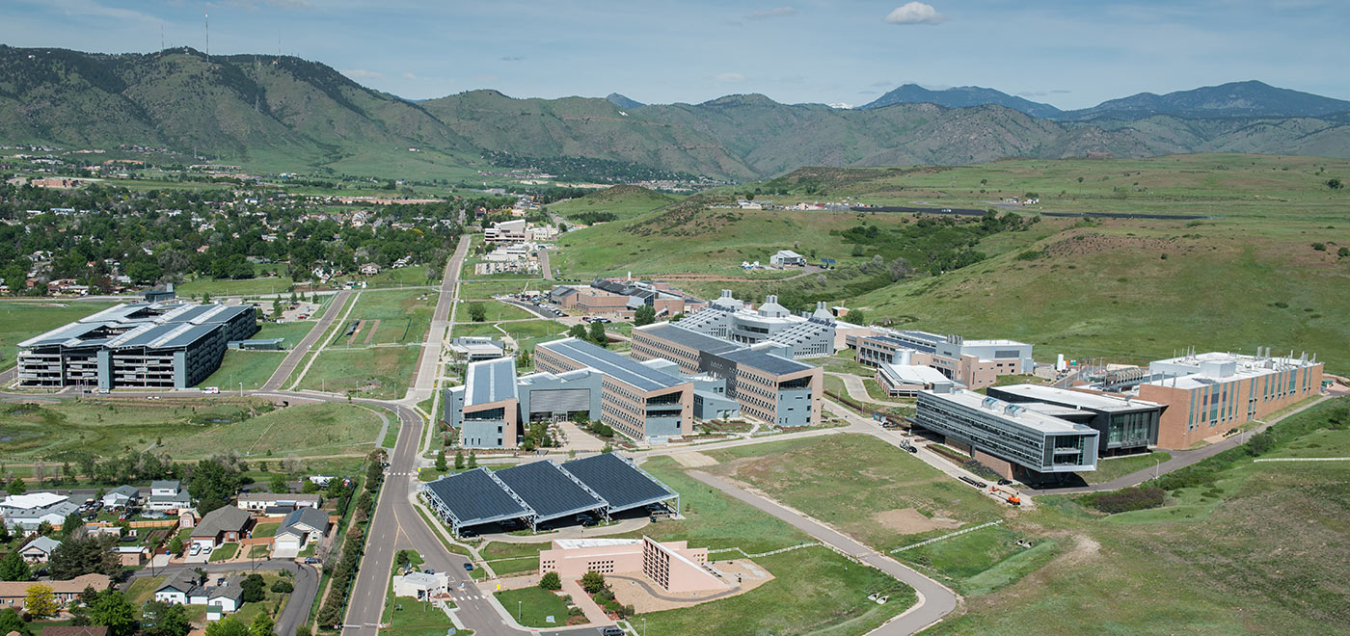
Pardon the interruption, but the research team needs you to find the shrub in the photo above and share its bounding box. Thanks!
[581,570,606,594]
[270,579,293,594]
[1081,486,1165,514]
[1312,242,1327,251]
[1015,249,1042,261]
[539,571,561,591]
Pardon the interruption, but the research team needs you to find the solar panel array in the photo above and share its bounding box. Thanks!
[496,461,605,521]
[423,454,676,529]
[424,469,530,526]
[562,453,676,513]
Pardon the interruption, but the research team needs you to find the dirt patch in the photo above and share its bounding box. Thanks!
[670,451,718,468]
[1056,534,1102,568]
[364,319,380,344]
[872,508,962,535]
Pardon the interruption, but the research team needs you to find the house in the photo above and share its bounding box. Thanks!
[207,578,244,614]
[102,485,140,509]
[0,492,79,533]
[146,481,191,512]
[274,508,329,552]
[112,545,150,567]
[359,263,380,276]
[190,506,253,551]
[18,536,62,563]
[235,493,322,513]
[769,250,806,267]
[155,570,207,606]
[42,626,109,636]
[0,574,110,610]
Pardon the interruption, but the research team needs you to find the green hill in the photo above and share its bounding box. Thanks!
[548,185,678,221]
[8,47,1350,182]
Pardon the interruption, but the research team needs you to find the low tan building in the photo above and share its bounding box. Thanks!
[0,574,111,611]
[539,537,727,594]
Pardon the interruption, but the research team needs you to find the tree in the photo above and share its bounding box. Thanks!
[588,321,606,346]
[848,309,866,326]
[37,520,53,536]
[142,601,190,636]
[567,324,587,340]
[467,451,477,469]
[454,450,465,470]
[89,590,138,636]
[269,473,289,494]
[240,574,266,603]
[0,608,31,636]
[1328,178,1344,190]
[633,304,655,326]
[270,579,293,594]
[515,348,531,370]
[294,626,312,636]
[63,511,85,537]
[580,570,606,594]
[6,478,26,496]
[204,616,249,636]
[539,571,561,591]
[25,583,59,619]
[434,451,447,472]
[188,458,241,515]
[248,610,273,636]
[168,535,184,556]
[0,551,31,581]
[468,302,486,322]
[49,533,121,579]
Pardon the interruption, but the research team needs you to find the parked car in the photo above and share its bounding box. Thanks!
[189,544,201,556]
[598,627,624,636]
[304,557,321,564]
[462,562,474,571]
[996,478,1013,486]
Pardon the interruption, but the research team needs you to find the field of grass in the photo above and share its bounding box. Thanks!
[382,597,459,636]
[1082,451,1172,485]
[705,435,1007,553]
[929,398,1350,635]
[458,279,548,299]
[177,264,297,298]
[548,185,678,221]
[450,320,567,353]
[125,576,162,605]
[494,587,572,628]
[152,401,383,459]
[209,542,239,562]
[253,523,280,538]
[343,289,438,345]
[817,354,874,377]
[298,346,420,399]
[481,542,548,577]
[1266,427,1350,458]
[197,320,317,390]
[0,300,117,371]
[460,301,537,321]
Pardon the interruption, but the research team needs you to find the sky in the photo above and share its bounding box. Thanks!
[2,0,1346,109]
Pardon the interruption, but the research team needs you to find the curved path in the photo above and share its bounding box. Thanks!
[827,371,913,408]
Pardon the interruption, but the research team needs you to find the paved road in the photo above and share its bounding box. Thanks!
[262,290,352,391]
[539,247,554,281]
[125,560,318,636]
[408,235,472,403]
[687,471,958,635]
[827,371,910,408]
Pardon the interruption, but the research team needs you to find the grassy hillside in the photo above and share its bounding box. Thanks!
[547,185,678,221]
[555,155,1350,372]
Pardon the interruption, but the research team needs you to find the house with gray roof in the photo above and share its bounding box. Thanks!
[190,506,253,550]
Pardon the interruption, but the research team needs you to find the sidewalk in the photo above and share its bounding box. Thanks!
[561,578,613,626]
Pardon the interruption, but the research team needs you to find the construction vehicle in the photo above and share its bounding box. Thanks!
[989,486,1022,506]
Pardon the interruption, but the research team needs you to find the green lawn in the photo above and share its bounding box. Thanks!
[383,597,459,636]
[343,289,438,345]
[209,542,239,562]
[705,434,1008,553]
[298,345,421,399]
[126,576,163,605]
[892,524,1056,595]
[818,355,874,377]
[548,185,678,221]
[177,269,297,298]
[249,544,272,558]
[197,321,318,390]
[253,523,281,538]
[458,279,548,299]
[1082,451,1172,485]
[0,300,117,371]
[1266,427,1350,458]
[459,300,537,321]
[450,320,567,353]
[481,542,548,577]
[494,587,573,628]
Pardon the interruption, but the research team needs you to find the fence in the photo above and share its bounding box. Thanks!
[889,520,1003,554]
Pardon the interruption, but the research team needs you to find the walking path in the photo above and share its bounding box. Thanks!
[827,371,912,408]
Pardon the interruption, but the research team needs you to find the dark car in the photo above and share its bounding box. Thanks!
[304,557,321,564]
[462,562,474,571]
[997,478,1013,486]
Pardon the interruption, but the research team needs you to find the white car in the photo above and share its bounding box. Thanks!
[189,544,201,556]
[202,387,220,394]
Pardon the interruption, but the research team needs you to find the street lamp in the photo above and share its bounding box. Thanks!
[517,600,521,623]
[1155,457,1160,479]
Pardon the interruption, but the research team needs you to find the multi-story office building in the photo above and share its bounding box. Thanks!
[675,291,835,359]
[915,389,1099,480]
[986,384,1162,455]
[445,358,606,449]
[17,302,257,390]
[536,338,694,442]
[632,322,822,427]
[1134,349,1323,448]
[848,328,1034,389]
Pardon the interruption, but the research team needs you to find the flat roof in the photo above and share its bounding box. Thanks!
[561,453,676,513]
[879,363,952,385]
[637,323,743,356]
[539,338,685,392]
[990,384,1160,412]
[922,389,1093,435]
[465,358,519,407]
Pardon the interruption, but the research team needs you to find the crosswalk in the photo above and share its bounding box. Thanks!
[385,471,416,476]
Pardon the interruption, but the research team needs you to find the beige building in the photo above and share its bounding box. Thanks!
[0,574,111,611]
[538,537,727,594]
[536,339,694,442]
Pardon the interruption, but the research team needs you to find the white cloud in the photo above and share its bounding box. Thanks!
[714,72,747,83]
[884,2,946,25]
[341,69,384,79]
[401,72,419,80]
[747,7,796,20]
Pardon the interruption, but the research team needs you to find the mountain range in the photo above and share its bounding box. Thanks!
[2,45,1349,181]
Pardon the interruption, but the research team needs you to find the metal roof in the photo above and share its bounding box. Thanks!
[540,339,684,392]
[989,384,1161,413]
[495,462,605,522]
[465,358,519,407]
[720,347,813,375]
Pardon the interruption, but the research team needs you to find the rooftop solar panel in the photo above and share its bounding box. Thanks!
[424,469,531,526]
[640,323,744,355]
[541,339,684,392]
[720,347,813,375]
[496,461,605,521]
[562,453,675,513]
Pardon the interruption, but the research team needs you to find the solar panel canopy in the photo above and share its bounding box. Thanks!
[424,469,530,526]
[495,462,605,521]
[562,453,675,513]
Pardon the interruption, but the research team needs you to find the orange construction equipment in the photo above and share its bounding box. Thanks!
[989,486,1022,506]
